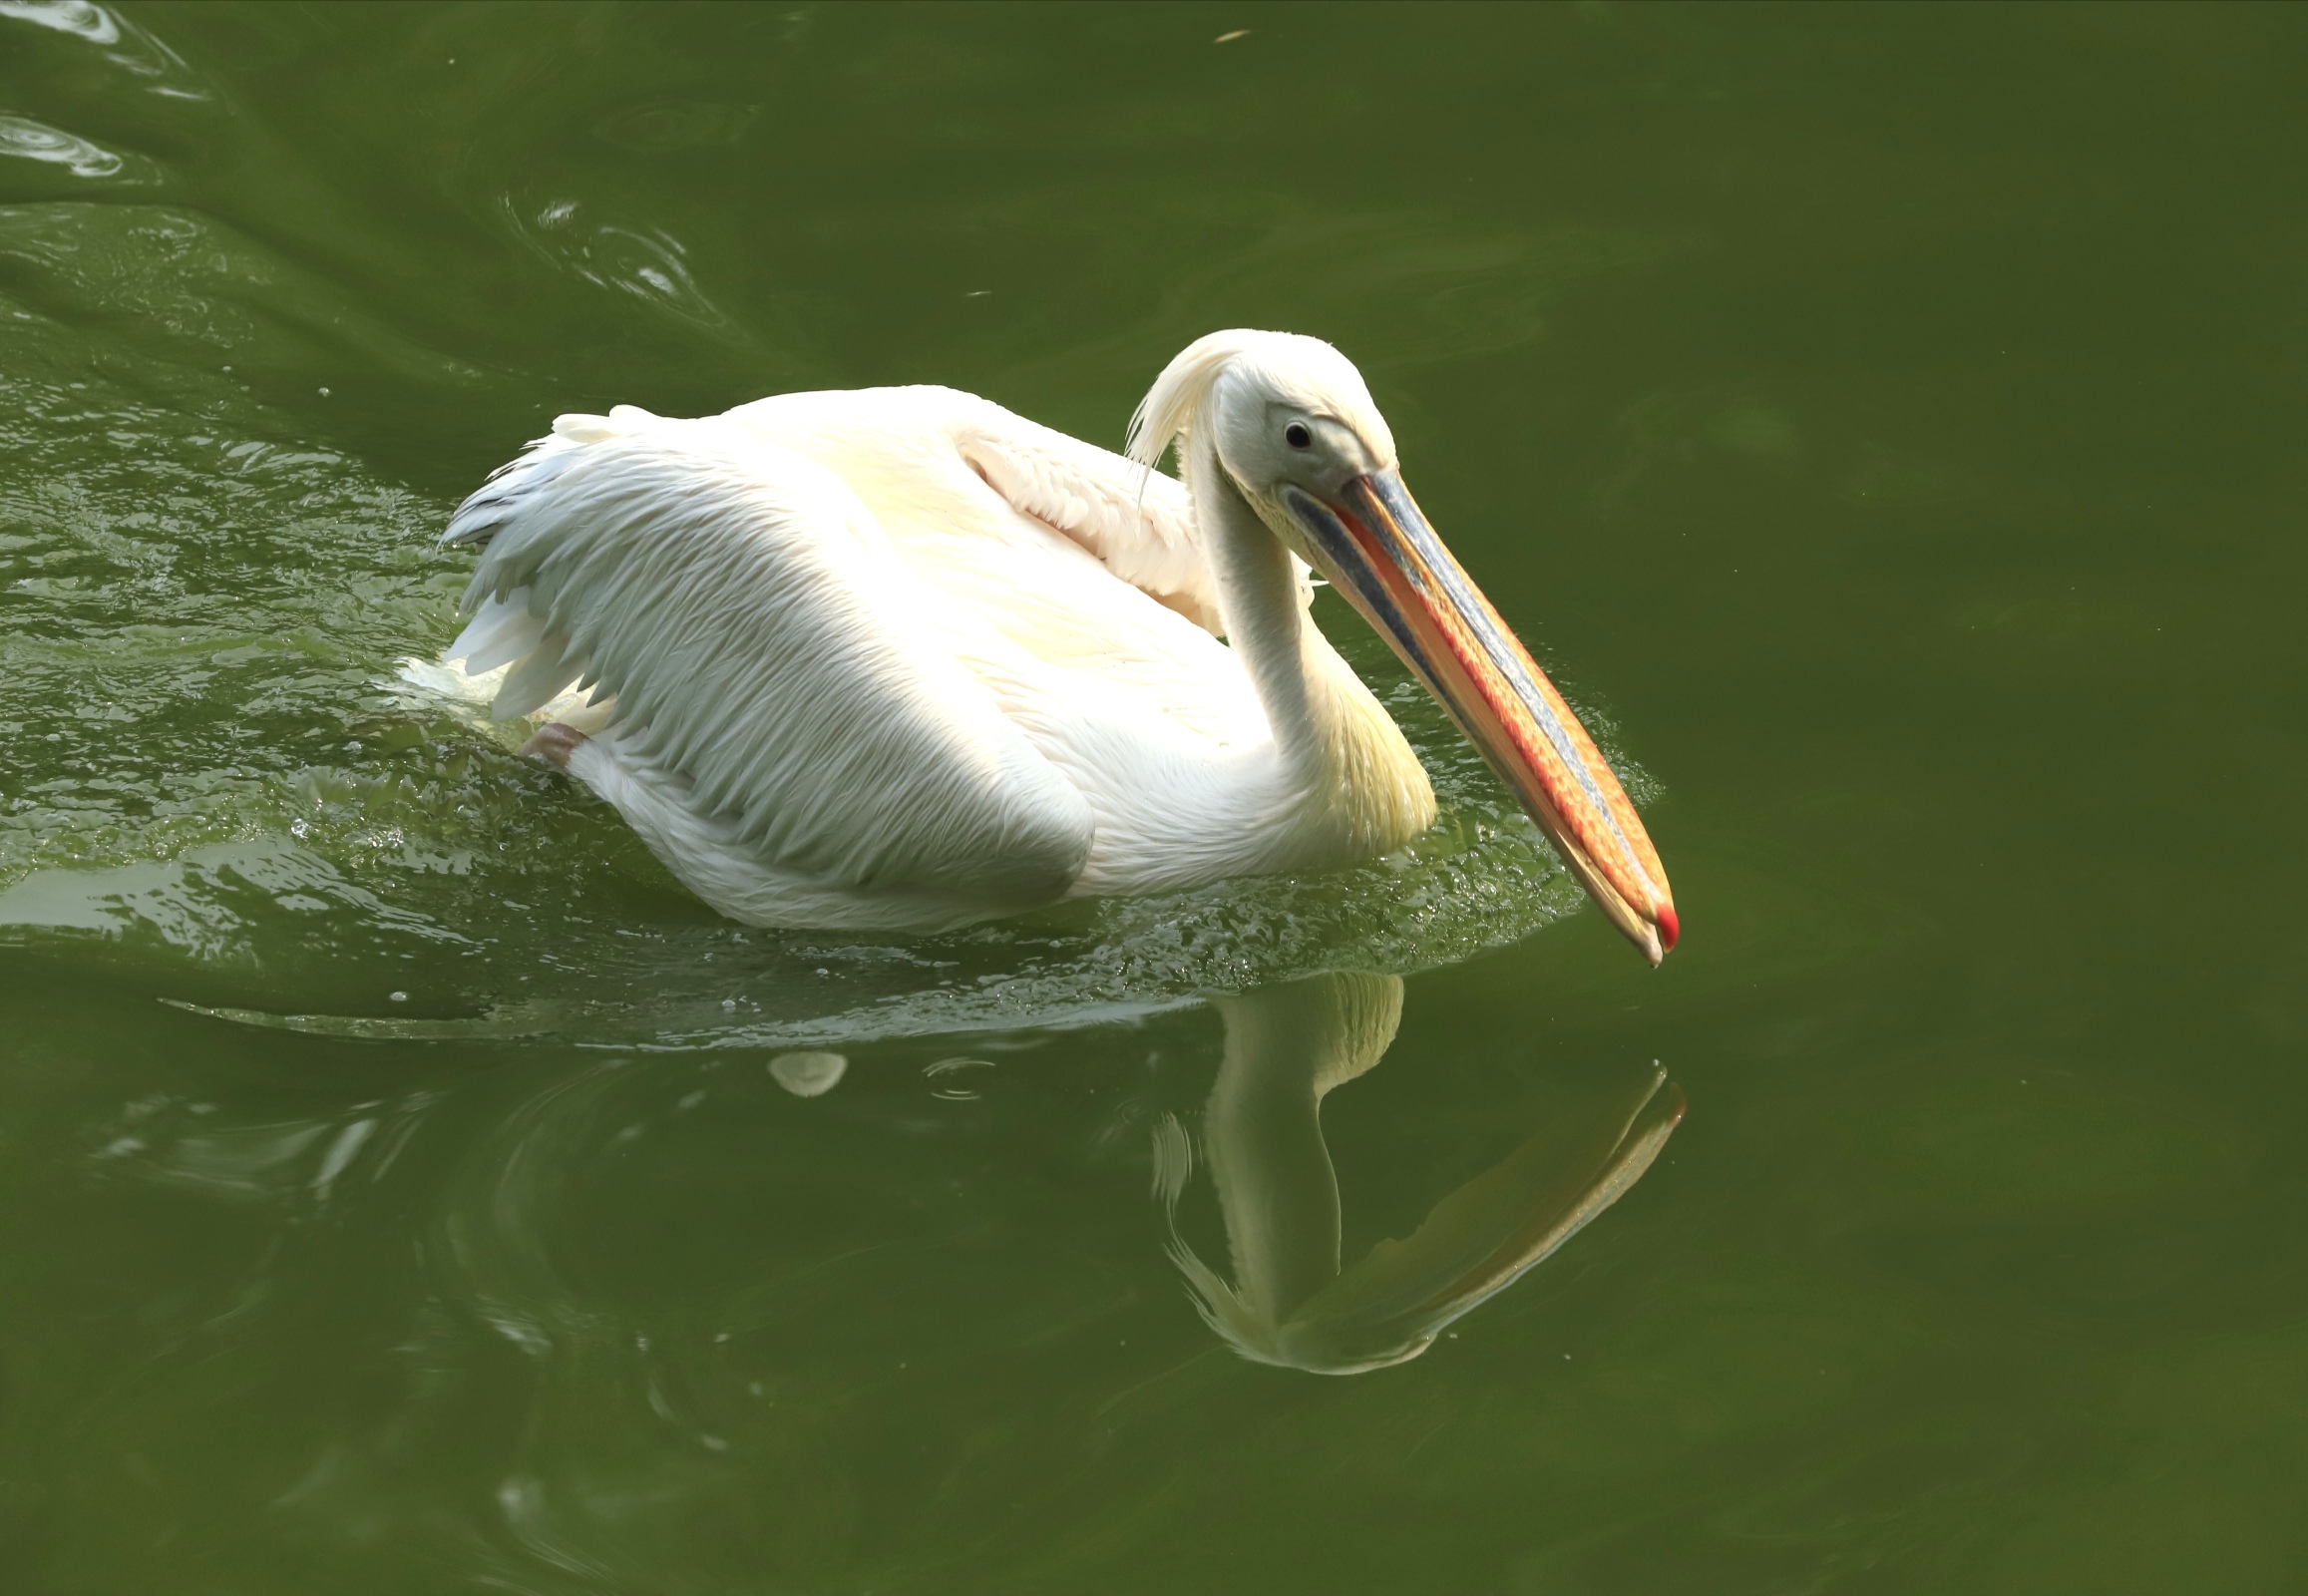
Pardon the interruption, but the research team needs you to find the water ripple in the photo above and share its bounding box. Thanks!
[0,112,151,182]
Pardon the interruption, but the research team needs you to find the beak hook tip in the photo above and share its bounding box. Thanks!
[1654,904,1679,954]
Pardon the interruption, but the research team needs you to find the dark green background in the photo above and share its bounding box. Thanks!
[4,3,2305,1590]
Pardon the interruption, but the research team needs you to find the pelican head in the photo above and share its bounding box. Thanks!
[1130,331,1679,964]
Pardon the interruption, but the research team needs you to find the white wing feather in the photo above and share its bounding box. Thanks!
[722,386,1225,635]
[954,409,1221,634]
[446,412,1093,906]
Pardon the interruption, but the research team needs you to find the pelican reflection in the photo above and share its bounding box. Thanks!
[1154,973,1683,1374]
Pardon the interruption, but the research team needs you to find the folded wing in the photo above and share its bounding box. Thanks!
[951,400,1224,634]
[444,409,1094,906]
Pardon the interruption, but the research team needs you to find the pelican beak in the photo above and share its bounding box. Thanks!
[1281,470,1678,964]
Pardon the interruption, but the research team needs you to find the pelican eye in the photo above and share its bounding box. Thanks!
[1284,422,1313,450]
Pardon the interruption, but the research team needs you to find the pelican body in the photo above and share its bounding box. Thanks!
[443,331,1678,961]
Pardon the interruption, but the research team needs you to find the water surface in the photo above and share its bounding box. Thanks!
[5,4,2307,1591]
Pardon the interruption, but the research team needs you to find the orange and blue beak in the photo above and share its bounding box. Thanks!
[1282,470,1679,965]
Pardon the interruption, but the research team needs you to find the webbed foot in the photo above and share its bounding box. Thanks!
[520,721,588,769]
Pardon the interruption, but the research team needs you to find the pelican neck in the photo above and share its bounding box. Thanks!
[1184,431,1343,779]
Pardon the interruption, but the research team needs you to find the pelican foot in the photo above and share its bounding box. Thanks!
[520,722,588,769]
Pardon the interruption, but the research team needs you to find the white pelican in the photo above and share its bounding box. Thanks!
[441,330,1679,961]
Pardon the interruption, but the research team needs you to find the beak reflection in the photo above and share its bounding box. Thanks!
[1283,470,1678,965]
[1152,974,1684,1375]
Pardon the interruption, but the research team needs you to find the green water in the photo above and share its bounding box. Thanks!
[4,2,2305,1589]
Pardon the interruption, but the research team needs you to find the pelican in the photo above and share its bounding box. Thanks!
[441,330,1679,961]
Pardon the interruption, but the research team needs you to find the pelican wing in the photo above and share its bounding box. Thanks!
[952,405,1223,634]
[719,386,1227,637]
[444,410,1093,905]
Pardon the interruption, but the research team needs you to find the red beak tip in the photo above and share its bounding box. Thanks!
[1654,904,1680,952]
